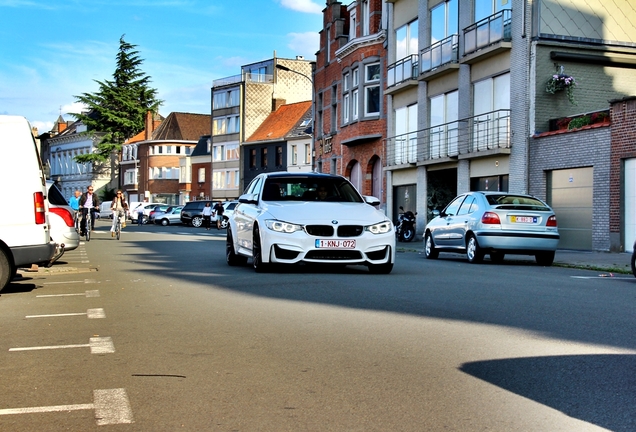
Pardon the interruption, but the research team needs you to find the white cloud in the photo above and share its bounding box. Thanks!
[279,0,322,14]
[287,32,320,59]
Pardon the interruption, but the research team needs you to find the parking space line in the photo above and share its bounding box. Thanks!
[25,308,105,319]
[0,388,133,426]
[37,290,100,298]
[9,336,115,354]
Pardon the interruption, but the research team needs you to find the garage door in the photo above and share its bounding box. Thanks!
[549,167,593,250]
[625,159,636,253]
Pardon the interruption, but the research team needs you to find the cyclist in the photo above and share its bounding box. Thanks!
[79,185,99,236]
[69,189,81,231]
[109,190,128,238]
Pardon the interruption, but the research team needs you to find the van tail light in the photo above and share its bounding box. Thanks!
[34,192,46,225]
[50,207,75,227]
[547,215,558,227]
[481,212,501,225]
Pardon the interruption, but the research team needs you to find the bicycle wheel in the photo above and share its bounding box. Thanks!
[85,214,91,242]
[116,219,121,240]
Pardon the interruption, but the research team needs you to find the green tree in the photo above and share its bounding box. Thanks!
[73,35,161,163]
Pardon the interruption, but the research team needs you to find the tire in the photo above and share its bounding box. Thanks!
[226,229,247,266]
[192,216,203,228]
[490,252,505,263]
[368,262,394,274]
[161,218,169,226]
[424,232,439,259]
[466,234,483,263]
[219,218,229,229]
[252,225,269,273]
[0,248,12,292]
[85,227,90,242]
[632,251,636,278]
[535,251,555,266]
[401,226,415,242]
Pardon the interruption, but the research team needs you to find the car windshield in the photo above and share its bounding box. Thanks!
[486,195,550,211]
[262,177,364,203]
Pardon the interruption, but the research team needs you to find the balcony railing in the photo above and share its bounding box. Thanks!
[463,9,511,56]
[420,34,459,74]
[213,74,242,87]
[245,73,274,84]
[387,54,419,88]
[385,109,511,166]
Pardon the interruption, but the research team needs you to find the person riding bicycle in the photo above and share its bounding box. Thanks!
[69,189,81,230]
[110,190,128,237]
[79,185,99,236]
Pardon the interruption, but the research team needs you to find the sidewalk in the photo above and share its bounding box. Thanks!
[400,243,634,274]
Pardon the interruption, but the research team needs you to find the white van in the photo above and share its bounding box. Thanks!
[0,116,56,291]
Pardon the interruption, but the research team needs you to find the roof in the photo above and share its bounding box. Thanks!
[246,101,312,142]
[127,119,163,143]
[151,112,211,141]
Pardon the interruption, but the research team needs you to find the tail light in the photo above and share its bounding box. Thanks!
[34,192,46,225]
[547,215,557,227]
[481,212,501,225]
[50,207,75,227]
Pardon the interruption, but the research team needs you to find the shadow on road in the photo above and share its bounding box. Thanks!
[461,354,636,432]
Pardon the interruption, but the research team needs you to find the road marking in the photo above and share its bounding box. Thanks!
[25,308,105,319]
[571,275,633,280]
[9,337,114,354]
[42,281,84,285]
[37,290,100,298]
[0,388,133,425]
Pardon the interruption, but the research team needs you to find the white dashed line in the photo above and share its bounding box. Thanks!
[37,290,100,298]
[0,388,133,425]
[25,308,105,319]
[9,336,115,354]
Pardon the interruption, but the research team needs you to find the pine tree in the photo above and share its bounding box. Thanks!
[73,35,161,163]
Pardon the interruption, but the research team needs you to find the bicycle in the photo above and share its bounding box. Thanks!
[82,208,95,242]
[114,210,124,240]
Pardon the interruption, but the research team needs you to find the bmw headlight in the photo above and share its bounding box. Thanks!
[265,219,303,234]
[365,220,392,235]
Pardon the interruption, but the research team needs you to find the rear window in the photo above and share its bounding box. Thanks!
[486,195,549,211]
[48,183,68,206]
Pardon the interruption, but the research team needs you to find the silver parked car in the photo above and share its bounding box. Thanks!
[424,192,560,265]
[46,181,79,252]
[153,206,184,226]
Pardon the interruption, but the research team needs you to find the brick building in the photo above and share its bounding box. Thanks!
[314,0,387,210]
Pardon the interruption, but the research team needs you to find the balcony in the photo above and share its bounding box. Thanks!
[385,109,511,167]
[213,74,242,87]
[462,10,512,63]
[386,54,418,95]
[419,34,459,80]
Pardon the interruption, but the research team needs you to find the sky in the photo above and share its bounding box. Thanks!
[0,0,324,134]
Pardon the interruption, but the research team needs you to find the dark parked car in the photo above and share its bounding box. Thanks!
[180,201,214,227]
[632,242,636,276]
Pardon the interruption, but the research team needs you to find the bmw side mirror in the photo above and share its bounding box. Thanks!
[363,195,381,206]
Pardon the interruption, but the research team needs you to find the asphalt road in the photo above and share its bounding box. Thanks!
[1,221,635,431]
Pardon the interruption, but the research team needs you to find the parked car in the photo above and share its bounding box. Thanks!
[632,241,636,277]
[180,200,214,227]
[153,206,184,226]
[0,116,56,291]
[128,202,161,223]
[46,181,79,253]
[148,205,172,224]
[99,202,113,219]
[424,192,560,265]
[226,172,395,273]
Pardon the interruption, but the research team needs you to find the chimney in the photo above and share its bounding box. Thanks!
[145,110,153,140]
[272,98,286,112]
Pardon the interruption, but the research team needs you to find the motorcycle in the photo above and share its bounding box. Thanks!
[395,206,416,242]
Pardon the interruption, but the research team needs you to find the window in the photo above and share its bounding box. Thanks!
[276,146,283,166]
[361,0,370,36]
[292,145,298,165]
[305,144,311,164]
[431,0,458,43]
[349,8,357,40]
[473,73,510,151]
[352,89,359,120]
[396,20,418,60]
[364,63,380,116]
[353,68,359,86]
[475,0,507,21]
[198,167,205,183]
[317,92,324,137]
[250,149,257,169]
[343,93,350,123]
[430,90,459,157]
[213,88,240,109]
[261,148,268,168]
[394,104,418,164]
[331,85,338,132]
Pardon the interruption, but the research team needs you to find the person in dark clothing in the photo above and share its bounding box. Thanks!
[213,201,225,229]
[79,185,100,234]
